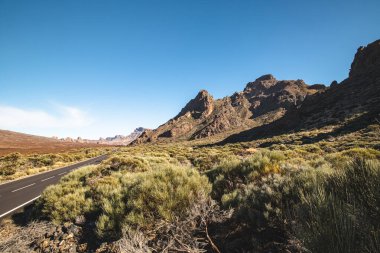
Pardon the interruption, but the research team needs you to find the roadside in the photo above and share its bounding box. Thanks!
[0,148,110,183]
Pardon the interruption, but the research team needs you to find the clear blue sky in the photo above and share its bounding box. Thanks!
[0,0,379,139]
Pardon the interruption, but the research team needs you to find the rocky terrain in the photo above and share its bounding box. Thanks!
[134,39,380,145]
[134,75,325,143]
[223,39,380,143]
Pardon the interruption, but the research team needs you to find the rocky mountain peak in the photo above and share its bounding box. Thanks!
[244,74,277,91]
[197,89,211,98]
[176,89,214,119]
[134,127,145,133]
[256,74,276,82]
[349,39,380,79]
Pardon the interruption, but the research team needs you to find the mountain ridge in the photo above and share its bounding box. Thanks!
[134,39,380,145]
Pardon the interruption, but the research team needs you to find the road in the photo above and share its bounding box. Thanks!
[0,154,108,219]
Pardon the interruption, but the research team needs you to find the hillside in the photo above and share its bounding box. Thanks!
[223,39,380,143]
[134,39,380,145]
[134,75,325,144]
[0,130,104,156]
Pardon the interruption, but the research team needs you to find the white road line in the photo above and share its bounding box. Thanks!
[11,183,36,192]
[0,195,41,218]
[58,172,66,175]
[41,176,55,182]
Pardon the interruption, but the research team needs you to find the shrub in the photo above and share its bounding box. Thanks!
[37,166,97,223]
[207,150,285,201]
[93,176,125,239]
[122,165,211,228]
[0,165,16,176]
[93,165,211,239]
[340,148,380,160]
[290,158,380,253]
[99,156,150,174]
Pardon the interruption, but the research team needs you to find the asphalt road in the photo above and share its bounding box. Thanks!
[0,154,108,219]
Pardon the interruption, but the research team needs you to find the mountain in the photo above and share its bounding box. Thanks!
[134,75,325,144]
[0,130,103,156]
[222,39,380,143]
[134,75,326,143]
[135,39,379,145]
[98,127,146,145]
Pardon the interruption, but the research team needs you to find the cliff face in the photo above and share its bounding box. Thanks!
[298,39,380,128]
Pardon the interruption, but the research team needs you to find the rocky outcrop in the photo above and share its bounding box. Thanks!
[349,40,380,80]
[297,39,380,129]
[176,90,214,119]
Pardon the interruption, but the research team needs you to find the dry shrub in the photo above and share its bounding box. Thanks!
[117,196,232,253]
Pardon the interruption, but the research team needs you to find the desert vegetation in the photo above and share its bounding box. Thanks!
[0,148,108,183]
[2,122,377,253]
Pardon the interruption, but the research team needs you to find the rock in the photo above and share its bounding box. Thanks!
[349,40,380,79]
[330,80,339,88]
[308,84,326,90]
[74,215,86,226]
[176,89,215,119]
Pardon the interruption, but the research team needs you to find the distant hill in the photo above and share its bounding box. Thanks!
[0,130,103,156]
[98,127,146,145]
[134,39,380,145]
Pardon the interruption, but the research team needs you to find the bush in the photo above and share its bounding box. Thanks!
[99,156,150,174]
[37,161,211,241]
[37,166,96,223]
[290,158,380,253]
[122,165,211,227]
[207,150,285,201]
[0,165,16,176]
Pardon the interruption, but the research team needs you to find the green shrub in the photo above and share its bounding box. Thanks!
[37,166,97,223]
[38,161,211,240]
[99,156,150,174]
[290,158,380,253]
[207,150,285,201]
[122,165,211,227]
[92,175,125,239]
[340,148,380,160]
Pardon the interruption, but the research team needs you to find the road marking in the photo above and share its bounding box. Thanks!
[11,183,36,192]
[41,176,55,182]
[58,172,66,175]
[0,195,41,218]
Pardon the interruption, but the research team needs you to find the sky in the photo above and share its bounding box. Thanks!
[0,0,379,139]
